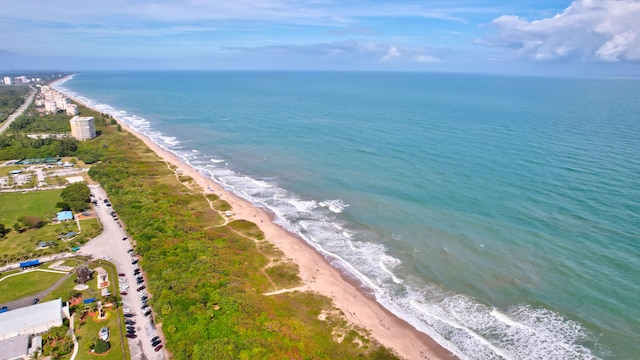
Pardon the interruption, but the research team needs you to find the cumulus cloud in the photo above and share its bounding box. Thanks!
[381,46,402,62]
[478,0,640,62]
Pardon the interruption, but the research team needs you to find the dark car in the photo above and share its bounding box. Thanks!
[126,326,135,332]
[127,249,134,253]
[140,295,148,302]
[32,298,40,305]
[151,339,161,347]
[118,272,125,277]
[124,313,135,318]
[126,333,137,339]
[155,344,163,352]
[136,278,144,285]
[141,305,150,311]
[143,310,152,317]
[133,269,140,275]
[131,259,138,265]
[120,292,128,296]
[125,320,136,325]
[123,237,128,241]
[136,285,146,292]
[151,336,160,343]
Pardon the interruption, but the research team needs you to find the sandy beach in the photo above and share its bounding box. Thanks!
[53,75,456,360]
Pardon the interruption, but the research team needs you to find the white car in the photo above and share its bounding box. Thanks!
[123,308,131,313]
[102,256,112,260]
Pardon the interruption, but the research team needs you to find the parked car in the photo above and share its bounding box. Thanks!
[120,292,128,296]
[131,259,138,265]
[0,306,8,313]
[143,310,152,317]
[155,344,163,352]
[126,326,135,332]
[125,320,136,325]
[126,333,137,339]
[127,249,134,253]
[136,285,146,292]
[140,295,148,302]
[136,278,144,285]
[124,313,134,318]
[122,237,128,241]
[151,336,160,343]
[151,339,161,347]
[118,273,125,277]
[141,305,150,311]
[133,269,140,275]
[32,298,40,305]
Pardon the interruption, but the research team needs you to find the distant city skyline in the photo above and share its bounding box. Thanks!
[1,0,639,76]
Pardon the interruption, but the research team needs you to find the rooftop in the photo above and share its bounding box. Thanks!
[0,298,62,337]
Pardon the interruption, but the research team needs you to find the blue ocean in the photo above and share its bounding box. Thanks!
[57,72,640,359]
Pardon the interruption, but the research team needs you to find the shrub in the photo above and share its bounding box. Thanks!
[94,340,110,354]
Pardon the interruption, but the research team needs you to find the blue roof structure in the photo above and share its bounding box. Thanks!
[57,211,73,221]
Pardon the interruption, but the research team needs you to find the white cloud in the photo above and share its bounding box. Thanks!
[414,55,441,63]
[478,0,640,62]
[381,46,402,62]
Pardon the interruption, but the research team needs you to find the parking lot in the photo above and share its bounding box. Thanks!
[78,184,165,360]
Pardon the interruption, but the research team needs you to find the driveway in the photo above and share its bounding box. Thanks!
[78,184,165,360]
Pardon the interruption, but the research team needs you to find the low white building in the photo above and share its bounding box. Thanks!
[0,298,63,341]
[2,77,11,85]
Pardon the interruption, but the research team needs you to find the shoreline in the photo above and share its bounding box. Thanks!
[52,74,456,360]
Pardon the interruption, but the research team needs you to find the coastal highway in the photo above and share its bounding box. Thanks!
[0,85,36,135]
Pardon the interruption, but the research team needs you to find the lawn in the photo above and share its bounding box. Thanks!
[0,165,25,177]
[0,269,67,303]
[0,217,102,262]
[74,259,130,360]
[74,309,128,360]
[0,189,63,225]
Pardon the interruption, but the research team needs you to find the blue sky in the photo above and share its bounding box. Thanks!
[1,0,639,75]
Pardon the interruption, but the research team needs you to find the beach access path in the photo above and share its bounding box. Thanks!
[0,85,36,135]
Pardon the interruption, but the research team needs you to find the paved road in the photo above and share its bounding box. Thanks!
[78,184,165,360]
[0,85,36,135]
[0,270,74,310]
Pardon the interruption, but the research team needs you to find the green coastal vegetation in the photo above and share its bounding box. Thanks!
[0,85,29,122]
[0,87,398,358]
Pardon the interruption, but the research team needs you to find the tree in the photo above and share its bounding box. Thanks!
[60,183,91,212]
[0,223,10,238]
[14,216,45,232]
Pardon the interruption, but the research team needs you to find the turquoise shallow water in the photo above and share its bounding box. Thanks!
[58,72,640,359]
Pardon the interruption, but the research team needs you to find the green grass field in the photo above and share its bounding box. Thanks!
[0,189,63,225]
[0,165,25,177]
[0,270,66,303]
[0,217,101,263]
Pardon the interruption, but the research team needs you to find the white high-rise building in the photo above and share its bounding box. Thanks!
[2,77,11,85]
[54,94,70,110]
[66,104,79,116]
[70,116,96,140]
[44,100,58,113]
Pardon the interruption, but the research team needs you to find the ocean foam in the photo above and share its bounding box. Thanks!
[319,199,349,213]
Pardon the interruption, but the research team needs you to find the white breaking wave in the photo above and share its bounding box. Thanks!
[319,199,349,213]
